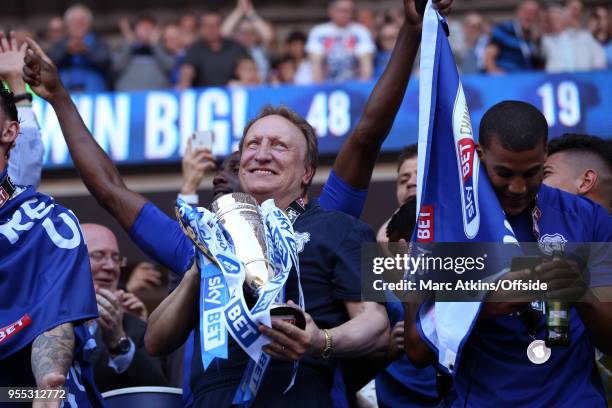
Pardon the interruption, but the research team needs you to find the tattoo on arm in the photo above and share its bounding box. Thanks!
[31,323,74,386]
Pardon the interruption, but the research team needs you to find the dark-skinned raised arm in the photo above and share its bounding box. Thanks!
[332,0,451,189]
[23,38,146,231]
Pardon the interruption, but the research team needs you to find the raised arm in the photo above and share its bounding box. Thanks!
[221,1,245,38]
[332,0,451,189]
[243,0,275,47]
[23,38,147,231]
[1,32,44,188]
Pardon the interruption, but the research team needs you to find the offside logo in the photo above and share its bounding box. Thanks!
[452,85,480,239]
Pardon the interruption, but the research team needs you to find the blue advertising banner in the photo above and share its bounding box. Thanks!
[35,70,612,169]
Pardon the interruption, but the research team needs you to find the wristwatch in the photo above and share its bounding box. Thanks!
[320,329,333,359]
[109,336,131,355]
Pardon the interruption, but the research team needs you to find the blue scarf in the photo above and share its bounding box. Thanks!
[413,4,520,375]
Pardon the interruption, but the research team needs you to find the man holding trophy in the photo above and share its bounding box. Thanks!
[148,106,390,407]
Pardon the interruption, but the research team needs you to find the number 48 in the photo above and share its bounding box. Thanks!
[537,81,581,127]
[306,91,351,137]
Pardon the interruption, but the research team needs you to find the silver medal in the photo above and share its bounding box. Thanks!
[527,340,551,364]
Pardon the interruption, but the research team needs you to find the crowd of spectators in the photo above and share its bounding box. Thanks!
[1,0,609,93]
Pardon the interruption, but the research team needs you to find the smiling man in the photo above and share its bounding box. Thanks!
[80,223,167,392]
[145,106,390,407]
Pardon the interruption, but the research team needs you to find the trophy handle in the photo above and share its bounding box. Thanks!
[270,304,306,330]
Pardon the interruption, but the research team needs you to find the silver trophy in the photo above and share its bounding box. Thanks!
[211,193,306,329]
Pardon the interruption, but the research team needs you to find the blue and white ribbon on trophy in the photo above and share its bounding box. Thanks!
[176,197,304,406]
[232,200,305,405]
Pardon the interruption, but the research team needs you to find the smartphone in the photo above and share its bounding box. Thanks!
[191,130,214,151]
[511,256,543,272]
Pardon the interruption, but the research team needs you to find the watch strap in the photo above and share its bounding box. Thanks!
[321,329,333,359]
[109,336,130,355]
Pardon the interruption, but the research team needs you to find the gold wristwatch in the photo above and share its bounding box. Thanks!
[321,329,333,359]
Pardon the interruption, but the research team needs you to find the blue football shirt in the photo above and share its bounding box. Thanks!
[452,185,612,407]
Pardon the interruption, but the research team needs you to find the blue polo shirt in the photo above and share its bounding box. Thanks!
[452,185,612,407]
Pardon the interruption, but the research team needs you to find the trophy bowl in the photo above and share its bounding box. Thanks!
[211,193,305,330]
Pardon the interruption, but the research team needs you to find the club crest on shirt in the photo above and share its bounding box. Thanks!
[538,233,567,256]
[294,231,310,253]
[286,207,301,224]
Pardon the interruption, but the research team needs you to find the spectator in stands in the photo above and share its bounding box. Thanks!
[48,4,110,92]
[179,13,198,48]
[541,4,606,72]
[381,8,406,28]
[566,0,584,29]
[177,12,249,89]
[357,7,378,38]
[306,0,376,83]
[286,31,313,84]
[113,13,175,91]
[45,17,65,49]
[374,23,400,77]
[544,134,612,211]
[162,23,187,86]
[269,55,297,85]
[222,0,274,81]
[81,223,168,392]
[228,55,263,87]
[484,0,542,73]
[459,13,489,74]
[590,7,612,68]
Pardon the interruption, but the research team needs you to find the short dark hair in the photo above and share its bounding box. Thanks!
[272,54,295,69]
[548,133,612,171]
[0,87,18,122]
[286,31,307,44]
[479,101,548,151]
[397,144,418,172]
[386,198,417,241]
[135,12,157,26]
[239,105,318,194]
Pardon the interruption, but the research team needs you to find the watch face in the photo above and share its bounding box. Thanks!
[116,337,130,354]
